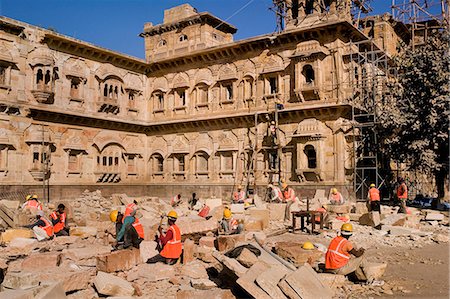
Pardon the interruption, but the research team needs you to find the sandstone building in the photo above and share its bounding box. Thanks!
[0,1,404,199]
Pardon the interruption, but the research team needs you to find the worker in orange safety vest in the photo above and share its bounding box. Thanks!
[147,210,182,265]
[21,194,43,211]
[123,200,138,222]
[282,183,297,222]
[233,185,246,203]
[114,209,144,249]
[396,177,408,213]
[367,184,381,212]
[325,223,383,285]
[50,203,69,236]
[267,184,283,202]
[25,210,53,241]
[329,188,344,205]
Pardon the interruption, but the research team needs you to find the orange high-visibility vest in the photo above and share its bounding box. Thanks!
[123,203,137,223]
[40,217,54,237]
[132,218,145,239]
[233,191,245,202]
[325,236,350,269]
[50,211,66,233]
[229,218,238,231]
[368,188,380,201]
[397,183,408,199]
[283,188,296,202]
[330,192,342,204]
[27,200,43,210]
[160,224,182,259]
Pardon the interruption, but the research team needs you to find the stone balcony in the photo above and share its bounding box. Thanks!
[32,84,55,104]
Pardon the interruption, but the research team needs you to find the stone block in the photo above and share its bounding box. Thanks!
[212,251,248,277]
[177,217,218,235]
[217,234,245,252]
[0,289,34,299]
[275,242,323,267]
[21,252,61,271]
[354,202,369,214]
[425,213,444,221]
[97,248,141,273]
[237,248,259,268]
[139,240,158,263]
[230,204,245,214]
[358,213,375,227]
[35,282,67,299]
[8,237,37,249]
[326,204,351,214]
[199,236,216,248]
[255,265,290,299]
[38,270,92,293]
[348,213,362,221]
[176,289,235,299]
[361,262,387,281]
[381,214,406,226]
[183,238,195,264]
[126,263,175,282]
[0,200,20,210]
[384,225,432,237]
[2,271,41,290]
[53,236,80,245]
[63,245,112,261]
[195,246,215,263]
[281,263,333,299]
[190,278,217,290]
[69,226,98,238]
[247,209,270,229]
[317,273,348,289]
[236,261,271,299]
[0,229,33,244]
[267,204,286,221]
[278,279,300,299]
[94,271,135,297]
[205,198,223,210]
[244,217,264,231]
[181,261,208,279]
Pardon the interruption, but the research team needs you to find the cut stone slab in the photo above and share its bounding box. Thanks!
[183,238,195,264]
[53,236,80,245]
[8,237,37,248]
[139,240,159,263]
[267,204,286,221]
[35,282,67,299]
[354,202,369,214]
[199,236,216,248]
[247,209,270,229]
[63,245,112,261]
[94,271,135,297]
[282,263,333,299]
[425,213,444,221]
[21,252,61,271]
[237,248,259,268]
[176,289,235,299]
[126,263,176,282]
[190,278,217,290]
[181,261,208,279]
[278,279,301,299]
[37,270,92,293]
[69,226,98,238]
[236,261,271,299]
[244,217,264,231]
[97,248,141,273]
[381,214,406,226]
[2,271,41,290]
[0,229,34,243]
[205,198,223,210]
[360,262,387,281]
[384,225,432,237]
[255,265,290,299]
[0,200,20,210]
[275,242,323,267]
[326,204,351,214]
[0,289,34,299]
[217,234,245,252]
[358,213,375,227]
[318,273,348,289]
[212,251,248,277]
[230,204,245,214]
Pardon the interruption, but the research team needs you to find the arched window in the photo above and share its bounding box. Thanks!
[103,84,108,97]
[304,145,317,168]
[36,69,44,85]
[303,65,315,84]
[179,34,188,42]
[158,40,167,47]
[114,86,119,99]
[44,70,51,85]
[194,151,209,173]
[150,153,164,173]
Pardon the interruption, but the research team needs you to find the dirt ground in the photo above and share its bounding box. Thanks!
[371,243,449,298]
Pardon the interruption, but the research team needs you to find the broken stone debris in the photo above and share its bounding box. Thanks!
[94,271,135,296]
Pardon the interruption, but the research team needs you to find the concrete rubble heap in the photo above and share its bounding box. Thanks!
[0,190,447,298]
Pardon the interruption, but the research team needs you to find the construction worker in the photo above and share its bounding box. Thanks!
[123,200,138,221]
[171,194,182,207]
[267,184,283,202]
[325,223,382,284]
[188,192,199,210]
[282,183,297,221]
[233,185,246,203]
[329,188,344,205]
[367,184,380,212]
[396,177,408,213]
[50,203,69,236]
[115,209,144,249]
[147,210,182,265]
[24,210,53,241]
[21,194,43,211]
[220,208,243,234]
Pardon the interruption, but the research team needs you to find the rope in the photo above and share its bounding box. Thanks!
[214,0,257,30]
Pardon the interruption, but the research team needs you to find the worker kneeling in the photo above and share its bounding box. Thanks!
[221,208,243,234]
[24,210,53,241]
[147,210,182,265]
[111,209,144,250]
[325,223,382,285]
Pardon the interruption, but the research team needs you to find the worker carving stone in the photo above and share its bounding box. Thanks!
[50,203,69,236]
[233,185,246,203]
[24,210,53,241]
[220,208,243,234]
[112,209,144,250]
[147,210,182,265]
[329,188,344,205]
[171,194,182,207]
[267,184,283,202]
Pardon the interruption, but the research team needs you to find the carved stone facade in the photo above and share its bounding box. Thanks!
[0,2,403,199]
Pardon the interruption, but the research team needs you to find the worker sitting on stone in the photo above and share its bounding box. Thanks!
[24,210,53,241]
[123,200,138,221]
[50,203,69,236]
[220,208,243,235]
[171,194,182,207]
[329,188,344,205]
[325,223,382,285]
[21,194,43,211]
[147,210,182,265]
[188,192,199,210]
[282,183,297,222]
[267,184,283,202]
[115,209,144,249]
[233,185,246,203]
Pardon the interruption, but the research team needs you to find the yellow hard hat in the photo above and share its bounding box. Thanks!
[302,241,315,250]
[26,195,32,201]
[109,210,119,222]
[237,185,242,190]
[244,202,251,207]
[331,188,338,194]
[341,223,353,235]
[282,183,288,189]
[370,183,376,188]
[223,208,232,219]
[167,210,178,220]
[32,194,38,199]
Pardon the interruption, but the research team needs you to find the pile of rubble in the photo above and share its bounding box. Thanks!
[0,190,447,298]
